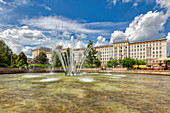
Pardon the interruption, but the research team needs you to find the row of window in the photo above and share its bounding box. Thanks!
[131,55,162,59]
[131,43,162,48]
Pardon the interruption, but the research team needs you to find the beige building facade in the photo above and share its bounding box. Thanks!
[32,38,167,66]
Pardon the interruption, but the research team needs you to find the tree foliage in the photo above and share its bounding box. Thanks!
[33,52,48,64]
[106,58,147,68]
[16,52,27,67]
[52,51,62,67]
[0,40,12,66]
[122,58,136,67]
[84,40,101,67]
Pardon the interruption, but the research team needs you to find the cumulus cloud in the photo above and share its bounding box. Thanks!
[21,16,103,34]
[0,28,48,57]
[110,31,126,43]
[110,11,168,43]
[76,40,86,49]
[95,36,109,47]
[126,11,167,41]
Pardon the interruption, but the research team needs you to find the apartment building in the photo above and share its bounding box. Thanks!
[94,38,167,65]
[32,47,52,63]
[32,38,167,66]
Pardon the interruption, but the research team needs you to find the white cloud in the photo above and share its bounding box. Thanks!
[95,36,109,47]
[0,0,7,4]
[76,41,86,49]
[21,26,28,29]
[38,4,52,11]
[110,11,168,42]
[44,6,52,11]
[156,0,170,16]
[166,32,170,53]
[110,31,126,43]
[132,3,138,7]
[0,28,48,56]
[113,0,117,5]
[126,11,167,41]
[108,0,154,6]
[21,16,103,34]
[8,0,30,8]
[122,0,132,3]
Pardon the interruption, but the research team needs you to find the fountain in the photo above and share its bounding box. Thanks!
[54,36,92,76]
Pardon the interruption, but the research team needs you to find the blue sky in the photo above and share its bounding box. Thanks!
[0,0,170,57]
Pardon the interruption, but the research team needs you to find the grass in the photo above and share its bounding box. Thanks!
[0,73,169,113]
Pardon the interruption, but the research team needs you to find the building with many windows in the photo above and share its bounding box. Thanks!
[32,38,167,66]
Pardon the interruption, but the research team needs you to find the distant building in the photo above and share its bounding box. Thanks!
[32,47,52,64]
[32,38,167,66]
[27,58,32,65]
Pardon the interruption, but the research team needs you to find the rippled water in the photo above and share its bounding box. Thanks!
[0,73,169,113]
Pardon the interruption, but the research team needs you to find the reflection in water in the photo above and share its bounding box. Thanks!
[78,78,95,82]
[0,73,169,113]
[39,78,59,82]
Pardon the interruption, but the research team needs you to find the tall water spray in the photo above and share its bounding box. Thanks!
[54,36,92,76]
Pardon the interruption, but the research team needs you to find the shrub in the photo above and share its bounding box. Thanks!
[0,63,8,67]
[88,65,97,68]
[29,64,49,68]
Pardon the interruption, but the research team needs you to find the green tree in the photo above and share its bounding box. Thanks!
[12,54,18,67]
[0,40,13,66]
[33,52,48,64]
[137,60,147,65]
[16,52,27,67]
[85,40,101,67]
[122,58,136,68]
[106,59,119,67]
[52,51,62,67]
[51,45,63,67]
[56,45,63,49]
[94,58,101,67]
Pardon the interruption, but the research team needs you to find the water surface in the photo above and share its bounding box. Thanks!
[0,73,169,113]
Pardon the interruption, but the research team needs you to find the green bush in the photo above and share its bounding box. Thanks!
[76,65,80,68]
[88,65,97,68]
[0,63,8,67]
[29,64,49,68]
